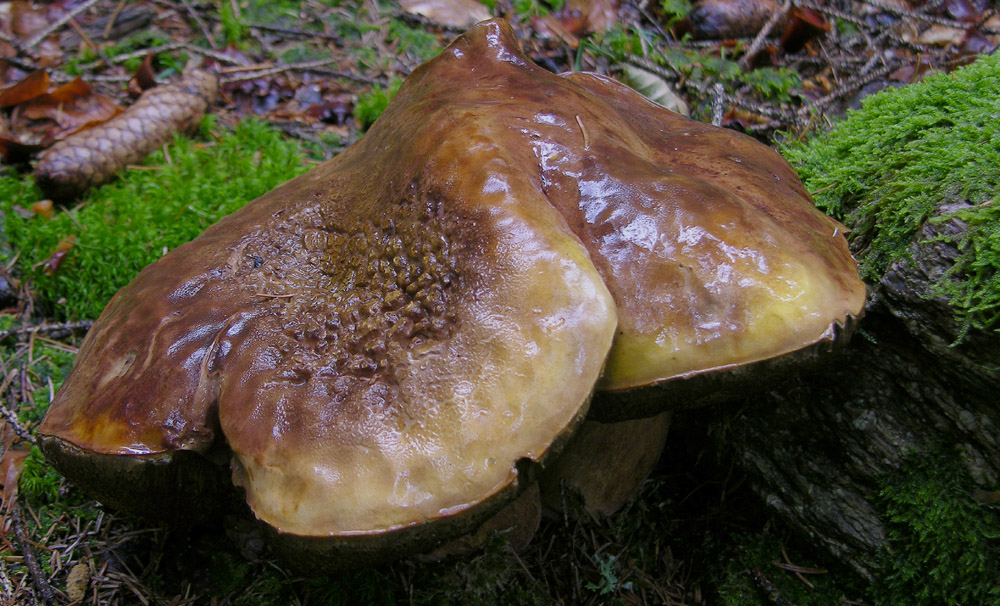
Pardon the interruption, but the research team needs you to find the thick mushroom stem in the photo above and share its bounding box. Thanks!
[539,412,672,517]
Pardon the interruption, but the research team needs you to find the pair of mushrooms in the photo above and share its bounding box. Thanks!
[39,20,864,571]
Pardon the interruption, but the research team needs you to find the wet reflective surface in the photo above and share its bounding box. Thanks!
[40,19,863,546]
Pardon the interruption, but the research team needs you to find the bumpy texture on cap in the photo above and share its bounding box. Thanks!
[39,18,864,567]
[39,21,618,564]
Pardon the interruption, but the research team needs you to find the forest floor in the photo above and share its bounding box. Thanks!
[0,0,996,604]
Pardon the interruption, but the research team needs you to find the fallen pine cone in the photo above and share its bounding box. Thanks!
[35,69,219,200]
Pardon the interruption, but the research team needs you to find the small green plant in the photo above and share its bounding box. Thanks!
[740,67,801,104]
[872,447,1000,606]
[586,553,632,595]
[513,0,564,17]
[219,0,246,46]
[242,0,306,28]
[660,0,692,24]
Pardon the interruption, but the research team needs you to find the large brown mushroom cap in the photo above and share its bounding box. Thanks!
[40,18,864,565]
[540,72,864,392]
[39,19,619,555]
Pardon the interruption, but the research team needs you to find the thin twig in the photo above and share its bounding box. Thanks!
[67,18,117,72]
[9,503,55,606]
[103,0,128,40]
[0,30,40,62]
[711,83,725,127]
[26,0,101,48]
[0,402,34,445]
[626,0,672,42]
[219,57,342,83]
[797,0,932,53]
[796,61,899,118]
[202,13,344,44]
[182,43,252,66]
[0,320,93,342]
[739,0,792,69]
[392,10,467,33]
[74,42,187,73]
[179,0,217,48]
[856,0,1000,33]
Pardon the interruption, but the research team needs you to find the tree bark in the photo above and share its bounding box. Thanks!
[697,215,1000,580]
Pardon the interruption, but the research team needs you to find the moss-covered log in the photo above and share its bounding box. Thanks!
[692,55,1000,598]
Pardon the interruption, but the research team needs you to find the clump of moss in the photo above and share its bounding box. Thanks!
[355,77,403,130]
[714,533,860,606]
[782,54,1000,333]
[388,18,443,62]
[0,117,308,320]
[871,447,1000,606]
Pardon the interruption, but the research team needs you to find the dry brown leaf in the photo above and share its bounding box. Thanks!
[535,0,619,40]
[9,1,48,38]
[30,199,54,219]
[780,7,829,53]
[130,53,158,96]
[914,24,967,46]
[14,77,124,144]
[568,0,619,34]
[41,234,77,275]
[0,442,28,513]
[9,1,61,62]
[0,70,49,108]
[399,0,491,29]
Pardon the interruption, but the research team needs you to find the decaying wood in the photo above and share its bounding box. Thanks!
[699,215,1000,580]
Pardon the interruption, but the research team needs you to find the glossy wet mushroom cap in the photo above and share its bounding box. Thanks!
[39,19,620,568]
[39,18,865,567]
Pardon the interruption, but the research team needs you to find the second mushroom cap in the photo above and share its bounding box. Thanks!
[38,18,864,569]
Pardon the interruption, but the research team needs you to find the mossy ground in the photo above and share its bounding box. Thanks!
[0,117,309,320]
[782,54,1000,334]
[2,2,998,603]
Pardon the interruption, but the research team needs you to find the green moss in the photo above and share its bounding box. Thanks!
[19,445,61,503]
[782,54,1000,333]
[388,18,442,62]
[355,78,403,130]
[409,536,545,606]
[872,447,1000,606]
[714,533,859,606]
[659,0,692,23]
[1,117,308,320]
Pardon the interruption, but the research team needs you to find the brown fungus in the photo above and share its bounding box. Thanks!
[39,19,864,568]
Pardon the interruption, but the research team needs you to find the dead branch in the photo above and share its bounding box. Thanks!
[26,0,102,49]
[0,321,93,343]
[9,502,55,606]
